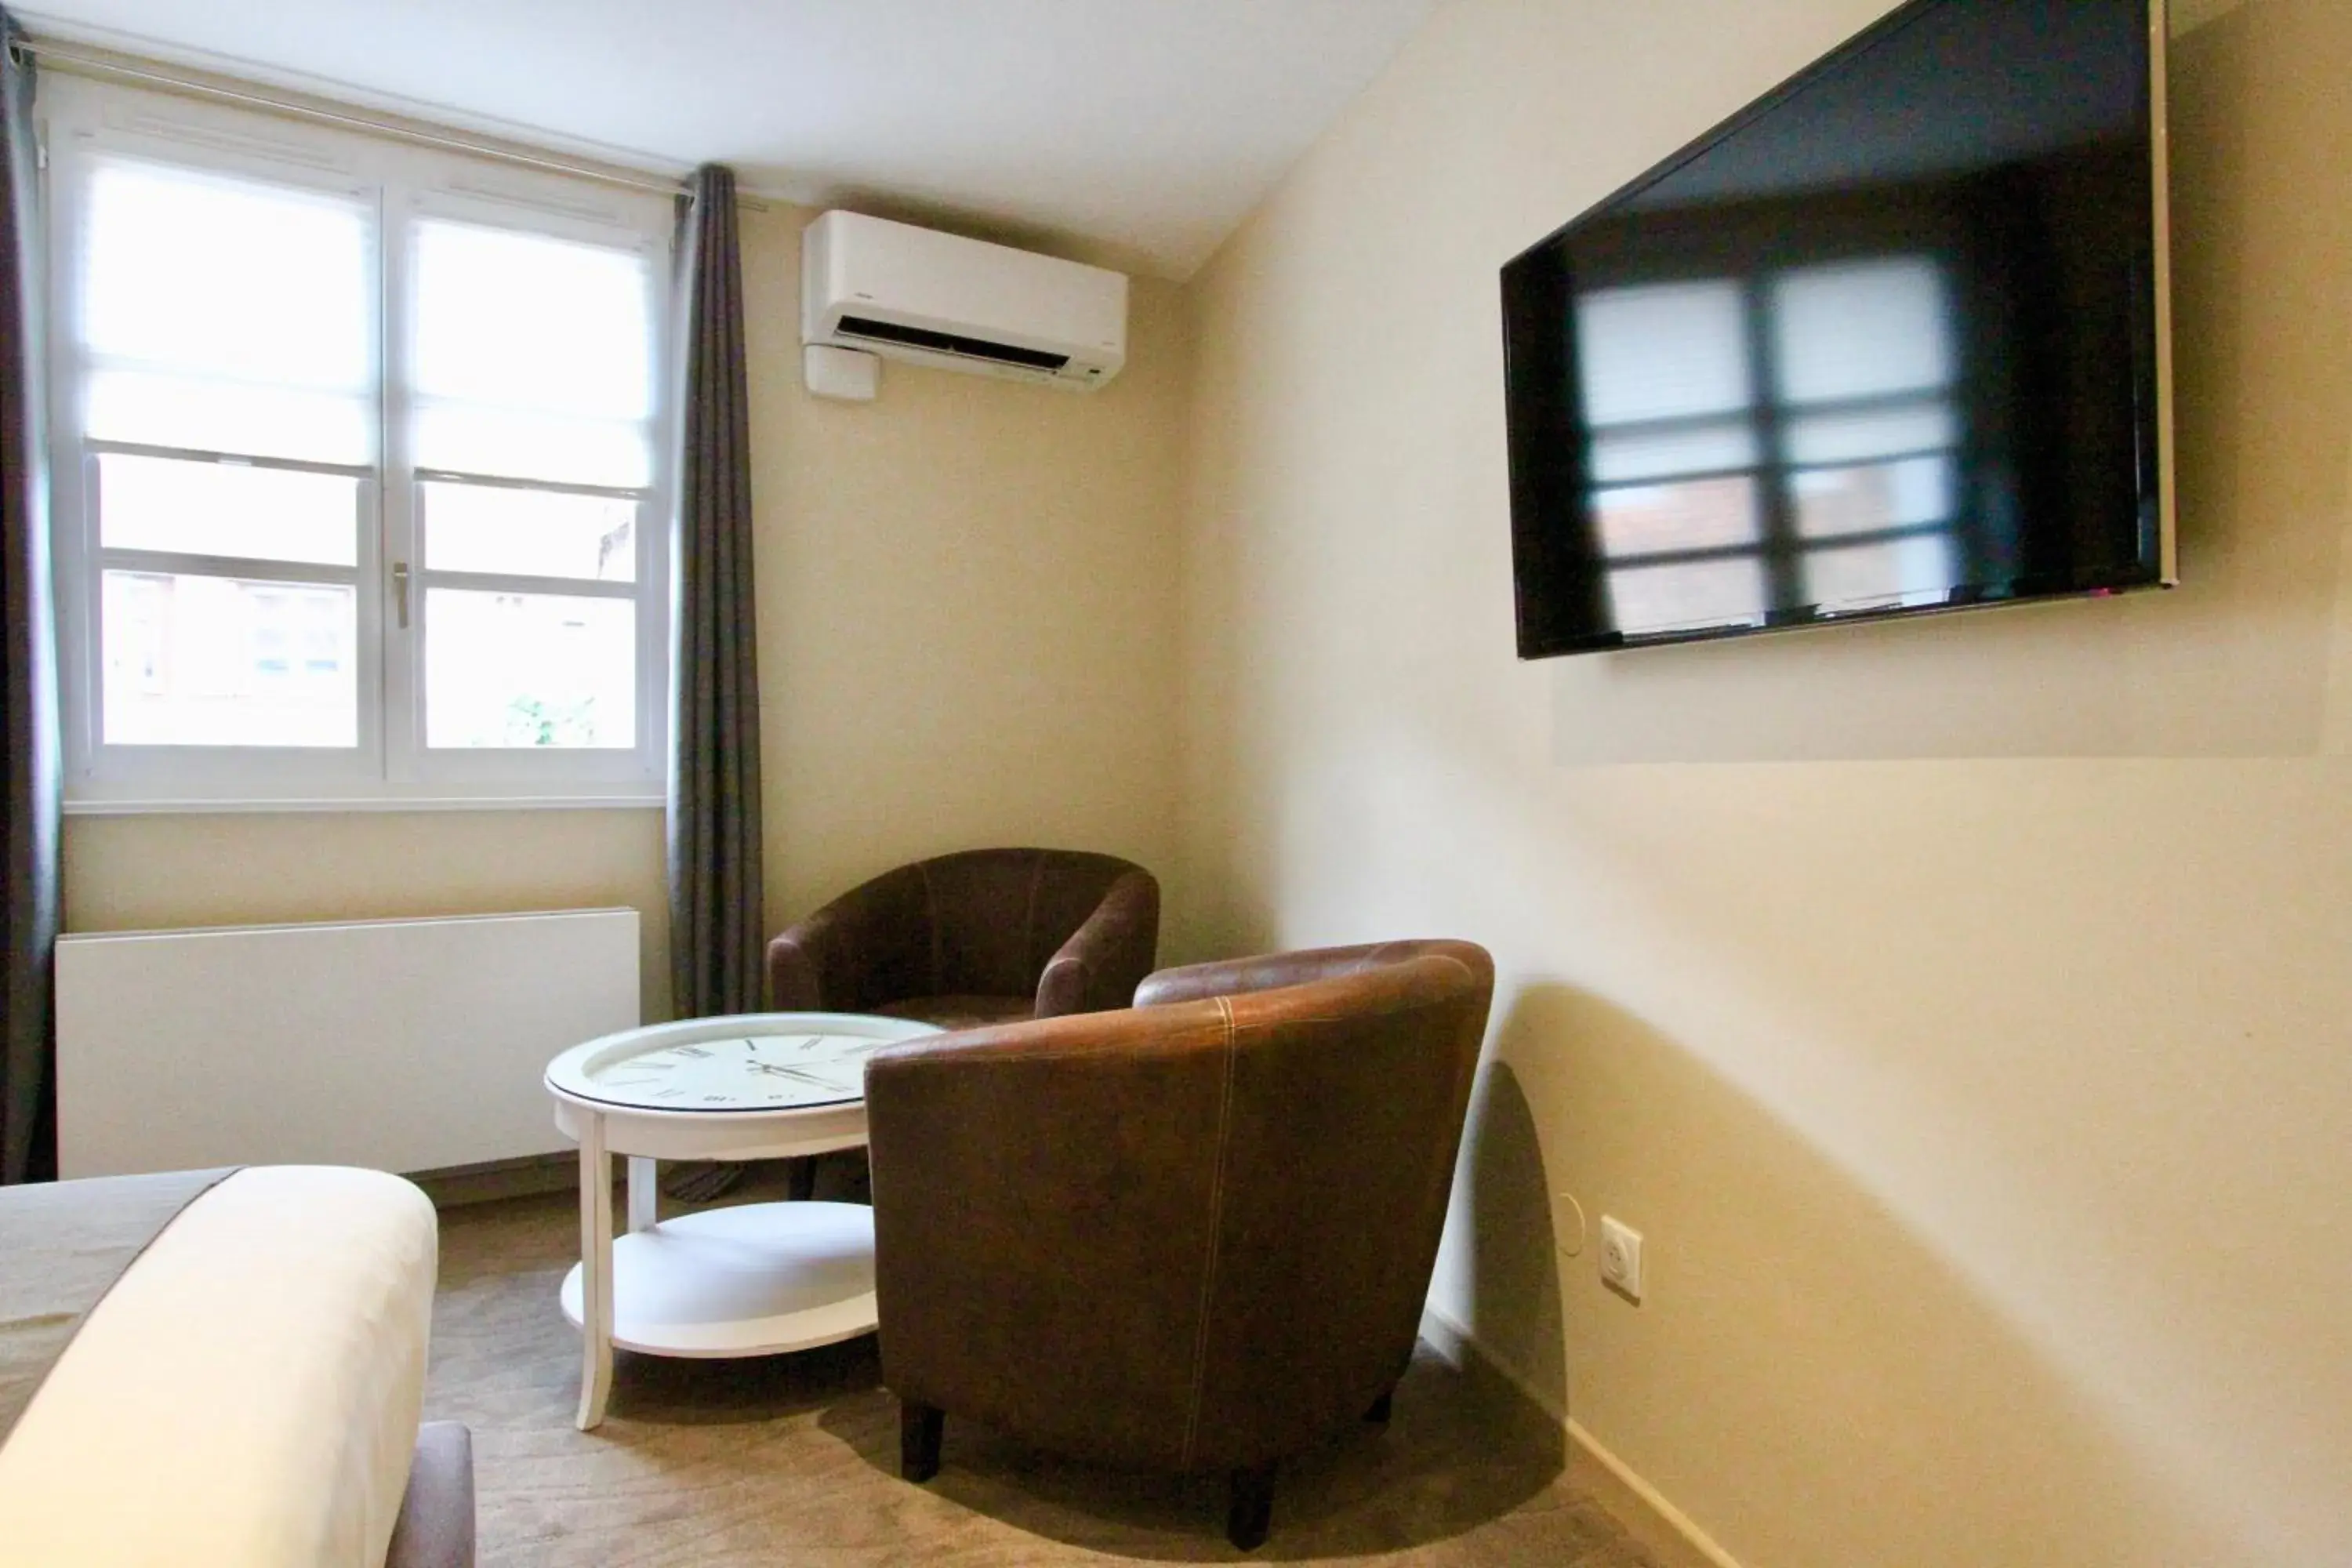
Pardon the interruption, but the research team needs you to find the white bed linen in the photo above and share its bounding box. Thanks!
[0,1166,437,1568]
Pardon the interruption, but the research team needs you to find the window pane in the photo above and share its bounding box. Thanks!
[1606,557,1769,636]
[412,220,652,486]
[410,402,650,490]
[101,571,356,746]
[1577,281,1752,425]
[1590,421,1758,485]
[425,589,635,750]
[422,483,636,582]
[1802,532,1958,609]
[82,159,373,464]
[1770,258,1954,405]
[1794,456,1955,539]
[1784,404,1955,468]
[1595,477,1760,558]
[85,372,374,468]
[99,453,358,566]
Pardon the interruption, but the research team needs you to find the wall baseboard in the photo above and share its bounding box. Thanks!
[1565,1417,1744,1568]
[1419,1306,1744,1568]
[409,1150,577,1208]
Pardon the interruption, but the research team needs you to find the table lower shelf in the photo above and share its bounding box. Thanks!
[560,1200,877,1358]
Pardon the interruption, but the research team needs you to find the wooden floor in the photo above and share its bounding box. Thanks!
[424,1184,1665,1567]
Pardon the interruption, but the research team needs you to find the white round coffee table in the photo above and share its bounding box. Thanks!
[544,1011,942,1430]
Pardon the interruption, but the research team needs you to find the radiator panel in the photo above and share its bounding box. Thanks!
[56,908,641,1178]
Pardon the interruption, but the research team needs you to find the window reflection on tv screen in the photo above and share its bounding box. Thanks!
[1501,0,2169,656]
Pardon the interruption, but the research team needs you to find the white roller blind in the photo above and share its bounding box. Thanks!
[410,219,655,488]
[80,158,375,465]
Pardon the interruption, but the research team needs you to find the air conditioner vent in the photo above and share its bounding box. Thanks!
[836,314,1071,372]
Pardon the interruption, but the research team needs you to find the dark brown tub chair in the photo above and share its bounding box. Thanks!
[864,939,1494,1550]
[752,848,1159,1200]
[767,847,1160,1029]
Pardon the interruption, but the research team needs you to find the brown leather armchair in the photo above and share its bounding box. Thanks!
[864,939,1494,1550]
[766,848,1160,1029]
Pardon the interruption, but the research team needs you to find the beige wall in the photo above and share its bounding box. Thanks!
[64,199,1189,1027]
[1178,2,2352,1565]
[745,203,1188,918]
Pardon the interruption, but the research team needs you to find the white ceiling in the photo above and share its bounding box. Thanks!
[13,0,1441,279]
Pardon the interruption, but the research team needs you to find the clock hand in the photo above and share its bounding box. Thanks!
[748,1062,840,1087]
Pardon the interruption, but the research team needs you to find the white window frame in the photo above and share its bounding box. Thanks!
[42,75,674,811]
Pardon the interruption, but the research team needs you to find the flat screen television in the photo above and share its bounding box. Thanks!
[1500,0,2172,657]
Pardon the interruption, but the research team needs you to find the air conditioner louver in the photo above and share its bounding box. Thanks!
[835,314,1073,373]
[802,211,1126,391]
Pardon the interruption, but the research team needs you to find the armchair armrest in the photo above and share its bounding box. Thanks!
[1135,939,1490,1008]
[764,905,840,1013]
[764,863,936,1013]
[1033,868,1161,1017]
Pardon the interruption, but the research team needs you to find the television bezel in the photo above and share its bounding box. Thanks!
[1498,0,2176,660]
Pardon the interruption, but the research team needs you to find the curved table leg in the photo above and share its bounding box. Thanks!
[575,1113,615,1431]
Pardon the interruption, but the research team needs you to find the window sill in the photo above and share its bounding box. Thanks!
[64,792,666,817]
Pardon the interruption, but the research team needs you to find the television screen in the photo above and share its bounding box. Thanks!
[1500,0,2172,657]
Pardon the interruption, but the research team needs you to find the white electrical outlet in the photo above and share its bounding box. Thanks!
[1599,1215,1644,1301]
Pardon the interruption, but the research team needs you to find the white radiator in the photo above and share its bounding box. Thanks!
[56,908,641,1178]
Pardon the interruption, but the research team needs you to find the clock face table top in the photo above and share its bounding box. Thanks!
[545,1010,950,1430]
[548,1010,942,1112]
[545,1011,945,1162]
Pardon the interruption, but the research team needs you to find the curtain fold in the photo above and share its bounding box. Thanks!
[667,164,764,1021]
[0,14,59,1185]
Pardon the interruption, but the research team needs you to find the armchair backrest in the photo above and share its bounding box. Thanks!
[921,848,1143,1000]
[768,848,1157,1018]
[865,941,1493,1473]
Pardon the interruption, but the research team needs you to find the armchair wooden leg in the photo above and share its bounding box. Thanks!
[899,1400,943,1483]
[1363,1386,1394,1425]
[1226,1463,1276,1552]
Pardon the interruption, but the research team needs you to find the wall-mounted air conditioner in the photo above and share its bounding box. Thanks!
[800,210,1127,394]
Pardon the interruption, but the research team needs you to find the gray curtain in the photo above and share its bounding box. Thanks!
[667,164,763,1020]
[0,16,58,1184]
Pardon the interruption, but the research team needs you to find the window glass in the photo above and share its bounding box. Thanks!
[100,571,357,746]
[55,88,670,798]
[421,482,636,582]
[82,159,373,464]
[97,453,358,565]
[423,589,636,750]
[411,220,653,487]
